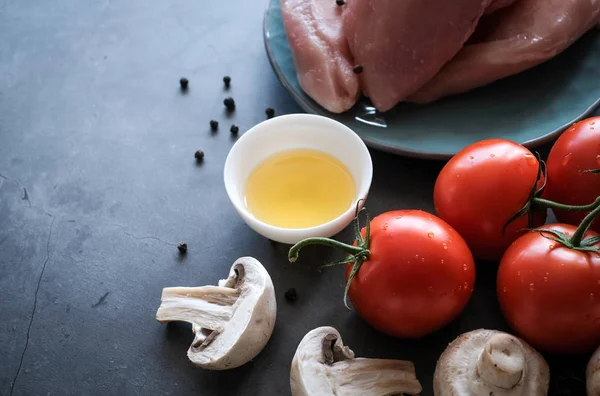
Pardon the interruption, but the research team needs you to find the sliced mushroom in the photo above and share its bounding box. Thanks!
[156,256,276,370]
[588,344,600,396]
[434,329,549,396]
[290,326,422,396]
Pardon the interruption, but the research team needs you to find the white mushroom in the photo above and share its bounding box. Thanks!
[433,329,549,396]
[290,326,422,396]
[588,344,600,396]
[156,256,276,370]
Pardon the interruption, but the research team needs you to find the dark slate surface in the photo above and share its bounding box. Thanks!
[0,0,591,395]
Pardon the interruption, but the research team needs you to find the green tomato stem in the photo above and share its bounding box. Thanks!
[288,237,366,263]
[532,196,600,212]
[288,205,373,309]
[570,199,600,247]
[583,169,600,174]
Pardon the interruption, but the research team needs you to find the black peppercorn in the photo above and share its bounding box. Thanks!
[265,107,275,119]
[223,76,231,87]
[194,150,204,161]
[179,77,189,90]
[353,65,363,74]
[284,288,297,302]
[210,120,219,130]
[230,125,239,134]
[336,0,345,5]
[224,97,236,111]
[177,242,188,254]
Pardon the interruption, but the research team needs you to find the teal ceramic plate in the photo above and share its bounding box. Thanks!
[264,0,600,160]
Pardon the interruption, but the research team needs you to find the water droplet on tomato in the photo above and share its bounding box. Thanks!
[502,287,507,293]
[517,270,521,276]
[440,259,445,264]
[428,232,434,238]
[591,127,595,130]
[396,215,402,219]
[597,154,600,166]
[591,293,595,301]
[524,153,537,167]
[562,153,572,166]
[543,276,548,282]
[597,279,600,285]
[421,257,425,263]
[529,283,535,291]
[414,254,419,259]
[560,263,565,267]
[383,223,388,230]
[428,286,433,292]
[591,121,596,126]
[463,282,469,290]
[490,153,496,158]
[549,244,555,250]
[463,264,468,271]
[442,242,448,250]
[469,155,474,160]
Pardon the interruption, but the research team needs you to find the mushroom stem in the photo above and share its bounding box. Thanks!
[328,358,422,396]
[156,286,240,330]
[476,334,526,390]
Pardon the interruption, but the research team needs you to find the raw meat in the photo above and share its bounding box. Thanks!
[343,0,491,112]
[280,0,359,113]
[486,0,519,14]
[409,0,600,104]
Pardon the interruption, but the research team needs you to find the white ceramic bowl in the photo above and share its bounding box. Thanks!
[223,113,373,244]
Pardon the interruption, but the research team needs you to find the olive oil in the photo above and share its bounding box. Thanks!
[244,148,356,228]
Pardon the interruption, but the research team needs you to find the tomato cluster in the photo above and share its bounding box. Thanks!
[289,116,600,354]
[494,117,600,355]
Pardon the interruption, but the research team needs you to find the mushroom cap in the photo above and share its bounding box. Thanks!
[433,329,549,396]
[588,344,600,396]
[290,327,355,396]
[184,256,276,370]
[290,326,422,396]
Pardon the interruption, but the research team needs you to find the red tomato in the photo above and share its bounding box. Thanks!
[497,224,600,354]
[345,210,475,338]
[544,117,600,232]
[434,139,546,261]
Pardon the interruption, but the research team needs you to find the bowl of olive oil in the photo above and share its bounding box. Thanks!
[224,114,373,244]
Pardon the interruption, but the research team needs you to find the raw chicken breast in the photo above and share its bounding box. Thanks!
[409,0,600,104]
[280,0,359,113]
[343,0,491,112]
[486,0,519,14]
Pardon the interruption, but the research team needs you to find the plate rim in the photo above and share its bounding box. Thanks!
[263,2,600,160]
